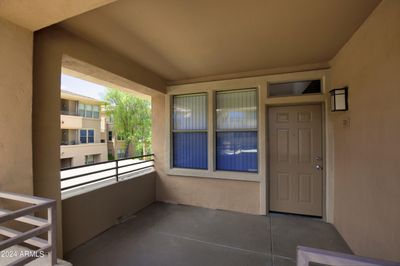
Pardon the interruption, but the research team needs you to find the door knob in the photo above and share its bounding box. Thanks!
[316,164,323,170]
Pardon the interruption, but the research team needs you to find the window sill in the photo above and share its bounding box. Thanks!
[166,168,260,182]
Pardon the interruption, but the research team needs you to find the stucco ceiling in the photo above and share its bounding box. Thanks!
[0,0,116,31]
[60,0,381,82]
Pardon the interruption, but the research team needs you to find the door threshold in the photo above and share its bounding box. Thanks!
[269,210,322,219]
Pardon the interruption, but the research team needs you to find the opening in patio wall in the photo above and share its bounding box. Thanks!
[59,70,154,199]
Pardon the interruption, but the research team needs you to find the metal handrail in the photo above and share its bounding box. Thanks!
[297,246,399,266]
[0,192,57,266]
[61,154,154,171]
[60,154,155,191]
[61,110,77,116]
[117,159,155,169]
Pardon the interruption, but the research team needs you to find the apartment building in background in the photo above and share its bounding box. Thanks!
[60,90,107,168]
[102,110,134,160]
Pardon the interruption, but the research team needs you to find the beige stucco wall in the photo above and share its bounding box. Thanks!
[152,95,261,215]
[152,69,332,217]
[61,116,102,136]
[0,18,33,195]
[0,0,117,31]
[329,0,400,261]
[33,25,166,256]
[60,143,107,166]
[62,172,156,253]
[60,115,84,129]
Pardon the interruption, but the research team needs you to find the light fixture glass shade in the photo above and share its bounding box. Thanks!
[330,87,348,111]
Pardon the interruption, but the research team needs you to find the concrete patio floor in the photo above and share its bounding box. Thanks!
[65,202,352,266]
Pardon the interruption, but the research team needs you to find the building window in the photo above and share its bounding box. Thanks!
[88,129,94,143]
[215,89,258,172]
[78,103,85,117]
[80,129,94,144]
[85,155,95,165]
[106,115,114,123]
[80,129,87,144]
[108,131,113,141]
[85,104,93,118]
[172,93,207,169]
[117,149,125,159]
[78,103,100,118]
[93,105,100,118]
[268,80,321,97]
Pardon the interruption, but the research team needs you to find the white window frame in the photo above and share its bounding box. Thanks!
[166,86,261,182]
[214,88,259,173]
[170,93,208,170]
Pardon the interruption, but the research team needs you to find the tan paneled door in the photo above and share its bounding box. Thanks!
[268,105,323,216]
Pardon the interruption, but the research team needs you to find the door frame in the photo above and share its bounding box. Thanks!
[266,102,327,220]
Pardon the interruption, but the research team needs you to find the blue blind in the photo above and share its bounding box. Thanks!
[88,130,94,143]
[216,89,258,172]
[172,94,207,169]
[216,132,258,172]
[80,130,87,144]
[173,133,207,169]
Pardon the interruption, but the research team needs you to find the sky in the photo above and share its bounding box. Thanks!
[61,74,107,100]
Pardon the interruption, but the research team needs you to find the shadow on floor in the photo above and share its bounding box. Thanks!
[65,202,351,266]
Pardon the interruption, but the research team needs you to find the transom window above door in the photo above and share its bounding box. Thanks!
[268,80,321,97]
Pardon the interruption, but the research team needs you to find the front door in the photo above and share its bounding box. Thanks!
[268,105,323,216]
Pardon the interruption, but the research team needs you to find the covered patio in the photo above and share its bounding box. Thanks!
[0,0,399,265]
[65,202,350,266]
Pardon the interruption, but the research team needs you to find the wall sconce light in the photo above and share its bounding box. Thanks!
[330,87,348,112]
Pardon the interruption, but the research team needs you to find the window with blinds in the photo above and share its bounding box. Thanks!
[80,129,87,144]
[85,104,93,118]
[216,89,258,172]
[78,103,85,117]
[172,93,208,169]
[88,129,94,143]
[93,106,100,118]
[80,129,94,144]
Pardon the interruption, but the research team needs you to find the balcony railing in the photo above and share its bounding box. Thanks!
[61,140,77,145]
[60,154,155,192]
[0,192,56,266]
[61,110,77,116]
[61,110,100,119]
[296,246,399,266]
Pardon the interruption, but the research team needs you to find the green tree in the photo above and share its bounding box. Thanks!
[104,89,151,157]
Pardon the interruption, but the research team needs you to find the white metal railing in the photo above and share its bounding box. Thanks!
[0,192,56,266]
[60,154,155,192]
[297,246,399,266]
